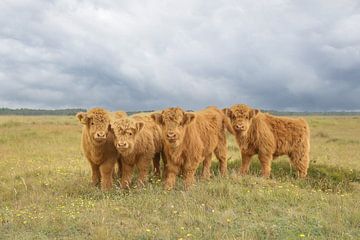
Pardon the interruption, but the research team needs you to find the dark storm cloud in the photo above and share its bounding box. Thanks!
[0,0,359,111]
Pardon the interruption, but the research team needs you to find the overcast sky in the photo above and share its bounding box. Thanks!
[0,0,359,111]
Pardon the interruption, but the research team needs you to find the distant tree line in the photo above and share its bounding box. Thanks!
[127,110,154,116]
[0,108,86,116]
[0,108,359,116]
[129,109,360,116]
[265,110,360,116]
[0,108,154,116]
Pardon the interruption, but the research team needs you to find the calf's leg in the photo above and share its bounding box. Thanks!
[214,137,228,176]
[240,152,252,175]
[290,151,309,178]
[99,159,116,190]
[164,161,180,190]
[153,152,161,178]
[137,155,151,187]
[258,152,272,178]
[201,153,212,180]
[121,162,134,189]
[90,162,101,187]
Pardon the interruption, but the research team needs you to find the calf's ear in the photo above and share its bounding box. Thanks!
[135,121,144,133]
[183,113,195,125]
[222,108,233,118]
[76,112,89,124]
[151,113,163,125]
[249,109,260,119]
[114,111,127,119]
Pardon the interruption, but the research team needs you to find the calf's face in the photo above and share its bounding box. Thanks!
[223,105,259,135]
[110,119,144,156]
[76,110,111,145]
[151,108,195,148]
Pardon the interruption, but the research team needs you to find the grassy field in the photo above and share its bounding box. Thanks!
[0,115,359,239]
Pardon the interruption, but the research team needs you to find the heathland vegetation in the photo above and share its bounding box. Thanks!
[0,114,359,239]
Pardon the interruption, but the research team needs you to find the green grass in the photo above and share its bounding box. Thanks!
[0,115,360,239]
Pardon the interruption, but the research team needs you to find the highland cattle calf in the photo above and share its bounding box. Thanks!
[110,115,163,188]
[151,106,232,190]
[76,108,126,190]
[223,104,310,178]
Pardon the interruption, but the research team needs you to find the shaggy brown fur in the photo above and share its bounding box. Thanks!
[111,111,128,178]
[223,104,310,178]
[76,108,123,190]
[110,115,163,188]
[151,106,231,190]
[131,115,164,177]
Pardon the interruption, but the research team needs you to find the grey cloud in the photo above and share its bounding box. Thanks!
[0,0,360,111]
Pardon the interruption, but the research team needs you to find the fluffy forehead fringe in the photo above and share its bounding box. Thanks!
[162,107,185,121]
[231,104,252,115]
[87,108,111,121]
[112,118,137,130]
